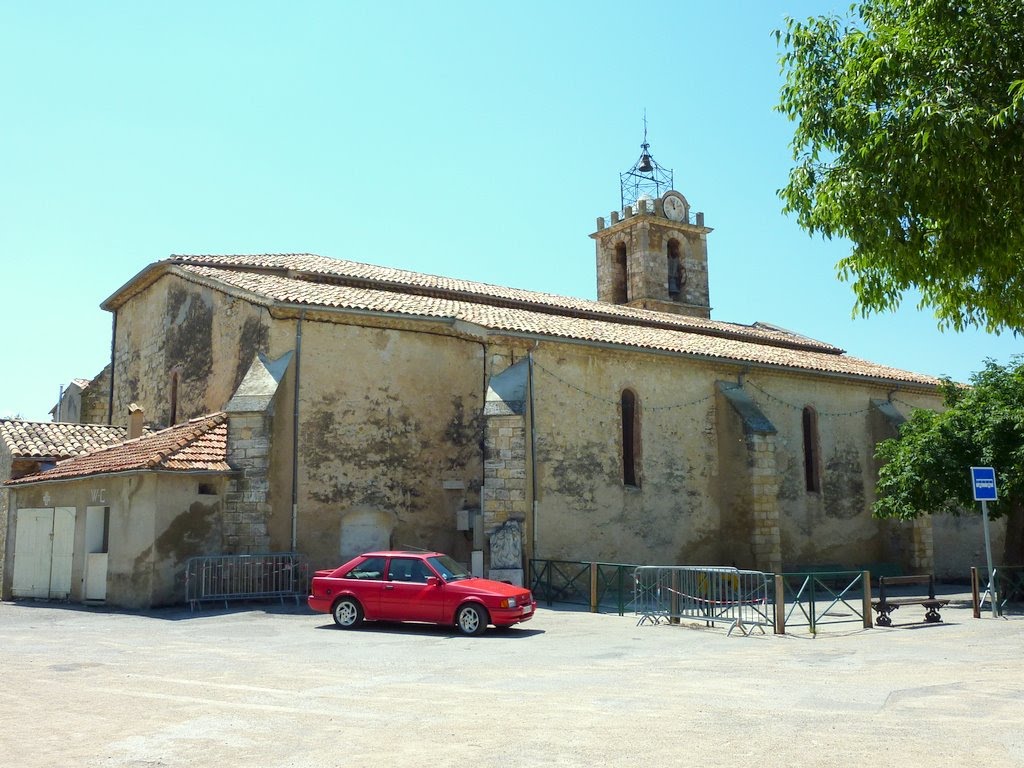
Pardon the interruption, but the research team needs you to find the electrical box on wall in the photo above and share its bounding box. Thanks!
[456,509,471,531]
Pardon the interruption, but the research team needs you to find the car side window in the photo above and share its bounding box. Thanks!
[388,558,430,583]
[408,560,431,583]
[346,557,385,580]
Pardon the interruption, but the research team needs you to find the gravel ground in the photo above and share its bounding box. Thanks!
[1,593,1021,768]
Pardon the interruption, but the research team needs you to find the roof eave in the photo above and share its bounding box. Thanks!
[7,467,238,488]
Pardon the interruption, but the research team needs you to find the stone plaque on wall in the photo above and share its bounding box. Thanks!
[488,519,524,586]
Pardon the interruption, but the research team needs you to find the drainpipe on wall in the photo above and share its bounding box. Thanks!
[107,311,117,425]
[527,345,539,562]
[291,311,304,553]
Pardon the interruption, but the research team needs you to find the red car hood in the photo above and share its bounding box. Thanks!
[452,577,531,597]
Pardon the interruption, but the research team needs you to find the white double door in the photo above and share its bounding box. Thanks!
[11,507,76,599]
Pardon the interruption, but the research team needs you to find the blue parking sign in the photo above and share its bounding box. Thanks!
[971,467,998,501]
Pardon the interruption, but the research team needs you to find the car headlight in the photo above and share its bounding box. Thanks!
[499,597,518,609]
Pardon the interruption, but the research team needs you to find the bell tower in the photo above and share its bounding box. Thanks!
[591,132,713,318]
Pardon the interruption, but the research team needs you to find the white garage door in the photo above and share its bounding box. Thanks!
[11,507,76,599]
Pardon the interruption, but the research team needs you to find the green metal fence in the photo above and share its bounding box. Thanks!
[527,561,881,633]
[973,565,1024,616]
[529,559,638,615]
[779,570,871,634]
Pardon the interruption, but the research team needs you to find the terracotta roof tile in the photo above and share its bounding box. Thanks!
[6,414,231,485]
[164,254,844,353]
[107,253,941,388]
[0,420,130,460]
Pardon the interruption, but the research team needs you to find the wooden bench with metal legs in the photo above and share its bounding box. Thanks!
[872,574,949,627]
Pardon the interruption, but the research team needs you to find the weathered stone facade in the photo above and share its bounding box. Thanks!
[482,416,529,531]
[223,412,273,553]
[593,196,712,319]
[4,183,1002,610]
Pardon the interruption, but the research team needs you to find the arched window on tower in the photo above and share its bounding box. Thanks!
[802,406,821,492]
[667,239,683,300]
[612,243,628,304]
[621,389,641,487]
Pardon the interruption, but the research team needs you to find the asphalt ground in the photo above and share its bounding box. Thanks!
[1,592,1021,768]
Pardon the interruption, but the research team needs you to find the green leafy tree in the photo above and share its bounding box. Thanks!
[776,0,1024,333]
[874,357,1024,563]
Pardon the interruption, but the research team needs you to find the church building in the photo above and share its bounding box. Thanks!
[2,143,995,608]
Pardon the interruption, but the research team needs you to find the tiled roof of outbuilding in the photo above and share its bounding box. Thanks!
[0,420,129,460]
[5,413,231,485]
[102,253,943,388]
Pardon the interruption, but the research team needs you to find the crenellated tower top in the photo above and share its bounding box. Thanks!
[592,129,713,319]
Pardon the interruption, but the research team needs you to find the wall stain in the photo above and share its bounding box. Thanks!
[165,287,214,385]
[444,395,484,471]
[153,500,222,561]
[823,445,865,520]
[233,316,270,394]
[301,390,431,515]
[537,438,613,513]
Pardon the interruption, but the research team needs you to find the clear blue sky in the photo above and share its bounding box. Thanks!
[2,2,1019,421]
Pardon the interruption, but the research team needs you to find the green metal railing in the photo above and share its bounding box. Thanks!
[972,565,1024,617]
[529,559,638,615]
[779,570,871,634]
[527,561,887,633]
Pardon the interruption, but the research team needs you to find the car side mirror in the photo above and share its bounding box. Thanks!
[426,576,442,587]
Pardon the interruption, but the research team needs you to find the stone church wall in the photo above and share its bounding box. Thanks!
[755,373,939,571]
[111,276,269,428]
[103,269,964,578]
[287,318,485,570]
[527,341,947,573]
[530,343,723,566]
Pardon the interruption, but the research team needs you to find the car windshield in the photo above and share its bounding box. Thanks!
[428,555,471,582]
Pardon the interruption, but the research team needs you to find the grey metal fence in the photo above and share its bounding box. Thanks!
[185,553,310,610]
[633,565,773,636]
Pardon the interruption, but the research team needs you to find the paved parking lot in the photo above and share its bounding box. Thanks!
[1,595,1022,767]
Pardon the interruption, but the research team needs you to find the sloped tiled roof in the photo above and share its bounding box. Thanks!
[0,420,130,461]
[6,413,231,485]
[102,253,943,388]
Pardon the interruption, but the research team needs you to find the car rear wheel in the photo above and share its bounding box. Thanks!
[332,597,363,628]
[455,603,487,636]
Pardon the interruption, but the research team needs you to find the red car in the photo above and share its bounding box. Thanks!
[307,550,537,635]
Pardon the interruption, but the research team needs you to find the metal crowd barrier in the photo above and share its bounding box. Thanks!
[185,553,310,610]
[633,565,773,636]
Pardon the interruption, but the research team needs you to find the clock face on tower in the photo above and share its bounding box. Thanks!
[663,194,687,222]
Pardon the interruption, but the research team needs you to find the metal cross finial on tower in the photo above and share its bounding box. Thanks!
[638,110,653,172]
[620,111,673,209]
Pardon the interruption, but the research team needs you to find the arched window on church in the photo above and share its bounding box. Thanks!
[612,243,628,304]
[621,389,641,487]
[667,239,683,300]
[169,368,180,426]
[802,406,821,492]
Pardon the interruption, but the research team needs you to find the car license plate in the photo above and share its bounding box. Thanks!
[522,605,533,615]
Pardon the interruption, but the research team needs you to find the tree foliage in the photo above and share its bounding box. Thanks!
[874,357,1024,562]
[777,0,1024,333]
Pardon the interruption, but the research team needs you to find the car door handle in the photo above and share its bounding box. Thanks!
[384,585,395,590]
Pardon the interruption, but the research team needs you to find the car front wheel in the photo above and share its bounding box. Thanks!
[455,603,488,636]
[332,597,364,628]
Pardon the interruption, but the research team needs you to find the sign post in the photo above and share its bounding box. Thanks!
[970,467,999,618]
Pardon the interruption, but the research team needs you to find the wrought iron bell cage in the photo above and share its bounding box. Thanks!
[620,140,673,210]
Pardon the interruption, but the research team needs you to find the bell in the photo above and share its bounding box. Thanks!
[638,153,653,172]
